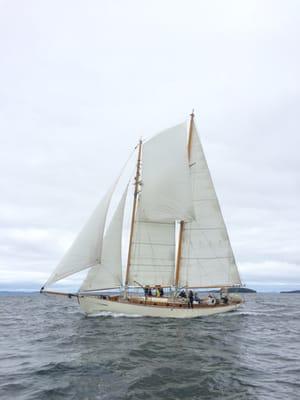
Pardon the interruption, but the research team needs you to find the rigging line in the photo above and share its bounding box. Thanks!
[187,221,192,287]
[111,145,138,189]
[99,146,137,255]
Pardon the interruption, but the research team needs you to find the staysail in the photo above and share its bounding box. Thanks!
[80,185,128,291]
[44,184,116,288]
[178,121,241,288]
[126,123,194,287]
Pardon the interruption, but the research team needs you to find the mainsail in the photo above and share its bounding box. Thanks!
[127,213,176,287]
[80,185,128,291]
[126,123,194,287]
[138,123,194,222]
[44,184,116,288]
[177,121,241,288]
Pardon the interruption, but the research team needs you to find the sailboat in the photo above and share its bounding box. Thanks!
[41,112,243,318]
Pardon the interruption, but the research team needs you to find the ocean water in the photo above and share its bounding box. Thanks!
[0,293,299,400]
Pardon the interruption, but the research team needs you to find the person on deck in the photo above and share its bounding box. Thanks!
[194,292,201,303]
[220,288,229,304]
[188,289,194,309]
[207,293,216,305]
[159,287,164,297]
[179,289,187,298]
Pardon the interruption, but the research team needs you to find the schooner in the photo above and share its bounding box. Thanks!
[41,112,243,318]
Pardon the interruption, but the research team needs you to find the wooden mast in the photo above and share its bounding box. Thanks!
[187,109,194,160]
[175,110,194,287]
[125,139,143,287]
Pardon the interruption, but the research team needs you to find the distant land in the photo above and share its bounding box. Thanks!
[228,287,256,293]
[210,288,256,293]
[280,290,300,294]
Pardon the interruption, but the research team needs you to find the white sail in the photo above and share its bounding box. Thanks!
[139,123,194,222]
[44,185,115,288]
[178,123,241,288]
[80,186,128,291]
[127,208,175,287]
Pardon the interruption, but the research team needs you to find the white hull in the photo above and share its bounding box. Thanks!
[78,296,242,318]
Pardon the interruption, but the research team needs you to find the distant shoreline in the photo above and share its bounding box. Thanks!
[228,288,256,293]
[280,290,300,294]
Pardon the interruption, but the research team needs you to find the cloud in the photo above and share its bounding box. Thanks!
[0,0,299,290]
[239,261,300,284]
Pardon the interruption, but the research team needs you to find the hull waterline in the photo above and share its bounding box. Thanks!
[78,296,242,318]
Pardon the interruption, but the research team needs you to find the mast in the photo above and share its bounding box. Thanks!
[187,109,194,160]
[125,139,143,286]
[175,111,194,287]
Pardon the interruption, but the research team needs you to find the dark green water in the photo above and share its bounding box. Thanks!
[0,293,299,399]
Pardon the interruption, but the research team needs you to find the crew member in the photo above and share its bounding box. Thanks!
[194,292,201,303]
[220,288,229,304]
[155,286,161,297]
[188,289,194,308]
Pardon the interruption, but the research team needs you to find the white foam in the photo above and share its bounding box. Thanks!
[235,311,265,316]
[87,311,143,318]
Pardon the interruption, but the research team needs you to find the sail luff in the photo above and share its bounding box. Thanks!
[175,111,194,287]
[125,140,143,286]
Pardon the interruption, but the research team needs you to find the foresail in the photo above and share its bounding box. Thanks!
[139,123,194,222]
[44,185,115,288]
[178,123,241,288]
[127,208,176,287]
[80,185,128,291]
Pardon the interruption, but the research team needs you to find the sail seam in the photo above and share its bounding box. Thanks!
[180,256,234,260]
[183,227,227,231]
[136,220,174,225]
[132,258,173,267]
[132,242,175,246]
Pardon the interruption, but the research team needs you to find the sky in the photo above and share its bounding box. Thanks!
[0,0,299,292]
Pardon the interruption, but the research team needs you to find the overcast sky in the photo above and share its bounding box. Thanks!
[0,0,299,291]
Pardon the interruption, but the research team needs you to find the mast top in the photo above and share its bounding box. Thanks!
[136,137,143,149]
[187,110,194,161]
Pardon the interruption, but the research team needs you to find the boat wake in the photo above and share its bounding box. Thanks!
[87,311,143,318]
[231,309,276,317]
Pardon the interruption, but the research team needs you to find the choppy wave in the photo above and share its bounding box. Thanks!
[1,293,300,400]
